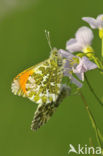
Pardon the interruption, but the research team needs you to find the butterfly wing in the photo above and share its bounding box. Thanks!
[11,48,68,130]
[11,66,35,97]
[11,61,44,97]
[31,85,70,131]
[11,57,63,105]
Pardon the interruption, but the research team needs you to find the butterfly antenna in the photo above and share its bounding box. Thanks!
[45,30,52,50]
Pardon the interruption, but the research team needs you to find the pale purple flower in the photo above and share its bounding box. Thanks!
[72,56,97,81]
[66,26,94,53]
[82,14,103,29]
[59,49,83,88]
[64,71,83,88]
[59,50,97,83]
[59,49,74,59]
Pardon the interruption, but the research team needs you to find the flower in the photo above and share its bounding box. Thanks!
[72,56,97,81]
[59,49,83,88]
[66,26,94,53]
[59,50,97,82]
[82,14,103,38]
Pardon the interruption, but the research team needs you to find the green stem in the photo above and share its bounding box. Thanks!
[102,38,103,58]
[98,68,103,72]
[98,128,103,143]
[92,56,101,68]
[79,91,102,148]
[92,55,103,69]
[85,74,103,106]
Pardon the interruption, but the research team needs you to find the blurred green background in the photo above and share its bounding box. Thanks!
[0,0,103,155]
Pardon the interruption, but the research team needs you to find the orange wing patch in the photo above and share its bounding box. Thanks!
[11,69,34,96]
[19,70,34,94]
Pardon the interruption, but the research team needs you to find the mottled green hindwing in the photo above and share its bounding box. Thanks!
[31,85,70,131]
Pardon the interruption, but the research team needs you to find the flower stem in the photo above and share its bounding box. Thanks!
[92,56,101,68]
[102,38,103,58]
[92,55,103,69]
[84,74,103,106]
[79,91,102,148]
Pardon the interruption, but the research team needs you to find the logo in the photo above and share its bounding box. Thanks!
[68,144,101,155]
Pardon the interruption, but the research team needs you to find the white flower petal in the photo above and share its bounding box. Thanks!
[73,64,87,73]
[75,26,94,47]
[73,71,83,81]
[66,41,83,52]
[66,38,77,46]
[66,26,94,53]
[82,56,97,70]
[96,14,103,29]
[70,75,83,88]
[75,73,84,81]
[63,59,72,70]
[64,72,82,88]
[72,57,97,81]
[72,57,87,74]
[58,49,74,58]
[82,17,98,29]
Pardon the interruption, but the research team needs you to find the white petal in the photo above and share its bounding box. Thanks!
[76,72,84,81]
[66,38,83,52]
[73,65,86,73]
[58,49,74,58]
[64,72,82,88]
[75,73,84,81]
[82,17,98,29]
[66,40,83,52]
[63,59,72,69]
[70,75,83,88]
[75,26,94,47]
[81,73,84,81]
[96,14,103,29]
[72,57,87,74]
[72,56,97,82]
[82,56,97,70]
[66,38,77,46]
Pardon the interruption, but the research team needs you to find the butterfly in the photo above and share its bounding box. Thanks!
[11,48,70,131]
